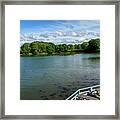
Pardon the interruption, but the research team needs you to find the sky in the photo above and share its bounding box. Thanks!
[20,20,100,45]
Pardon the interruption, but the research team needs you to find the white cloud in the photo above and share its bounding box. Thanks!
[20,30,100,45]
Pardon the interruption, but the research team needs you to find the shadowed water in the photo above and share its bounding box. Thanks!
[20,53,100,100]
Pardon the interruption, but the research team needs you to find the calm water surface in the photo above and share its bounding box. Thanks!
[20,53,100,100]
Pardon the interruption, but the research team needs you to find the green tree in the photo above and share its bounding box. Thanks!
[88,39,100,50]
[30,41,40,55]
[20,43,31,55]
[46,43,55,54]
[68,44,74,51]
[58,44,64,52]
[55,45,60,53]
[77,44,81,49]
[62,44,68,52]
[38,42,47,53]
[20,38,100,56]
[81,42,89,50]
[74,44,78,49]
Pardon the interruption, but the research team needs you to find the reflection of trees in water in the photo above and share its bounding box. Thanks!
[83,57,100,61]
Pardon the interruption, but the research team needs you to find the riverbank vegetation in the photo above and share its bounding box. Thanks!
[20,38,100,56]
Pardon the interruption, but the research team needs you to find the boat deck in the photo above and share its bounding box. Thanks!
[66,85,100,100]
[76,88,100,100]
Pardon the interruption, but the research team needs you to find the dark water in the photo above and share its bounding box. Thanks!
[20,53,100,100]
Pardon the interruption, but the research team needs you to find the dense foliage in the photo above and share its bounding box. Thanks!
[20,38,100,56]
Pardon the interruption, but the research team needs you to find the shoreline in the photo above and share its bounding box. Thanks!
[20,50,100,57]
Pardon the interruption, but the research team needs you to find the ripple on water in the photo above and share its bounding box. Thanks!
[20,54,100,100]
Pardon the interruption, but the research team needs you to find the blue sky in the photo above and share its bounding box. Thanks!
[20,20,100,45]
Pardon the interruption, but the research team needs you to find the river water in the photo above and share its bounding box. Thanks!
[20,53,100,100]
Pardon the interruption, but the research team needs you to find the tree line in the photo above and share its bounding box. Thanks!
[20,38,100,56]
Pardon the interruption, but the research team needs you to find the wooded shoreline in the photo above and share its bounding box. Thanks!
[21,50,100,57]
[20,38,100,56]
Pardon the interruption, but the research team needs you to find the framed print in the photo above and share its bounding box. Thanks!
[0,0,119,119]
